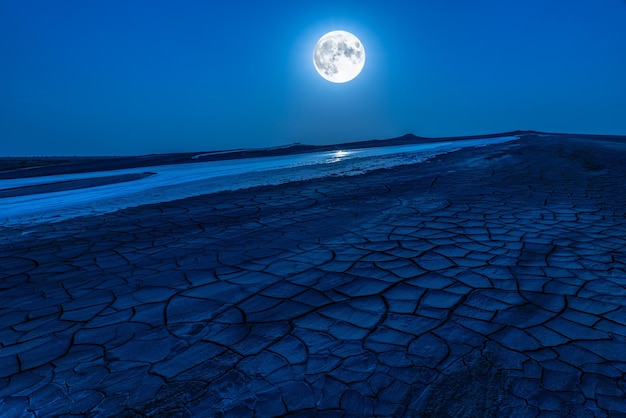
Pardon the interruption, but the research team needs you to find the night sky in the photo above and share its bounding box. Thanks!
[1,0,625,156]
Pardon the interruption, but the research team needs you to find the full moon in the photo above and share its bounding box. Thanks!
[313,30,365,83]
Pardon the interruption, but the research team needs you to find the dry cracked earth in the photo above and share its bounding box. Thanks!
[1,135,625,417]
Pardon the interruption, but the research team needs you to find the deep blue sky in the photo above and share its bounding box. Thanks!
[1,0,626,156]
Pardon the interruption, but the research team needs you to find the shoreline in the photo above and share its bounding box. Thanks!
[4,130,625,179]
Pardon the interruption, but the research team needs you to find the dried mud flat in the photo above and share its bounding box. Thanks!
[1,134,626,417]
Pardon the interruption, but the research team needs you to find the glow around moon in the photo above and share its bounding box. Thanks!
[313,30,365,83]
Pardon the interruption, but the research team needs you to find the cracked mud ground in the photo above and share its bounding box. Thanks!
[1,135,625,417]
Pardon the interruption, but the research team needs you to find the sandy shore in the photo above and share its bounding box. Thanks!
[1,134,625,416]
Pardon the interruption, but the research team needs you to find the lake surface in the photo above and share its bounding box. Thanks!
[0,136,518,226]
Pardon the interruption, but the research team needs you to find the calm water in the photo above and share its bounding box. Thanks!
[0,136,518,226]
